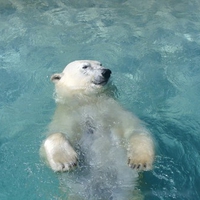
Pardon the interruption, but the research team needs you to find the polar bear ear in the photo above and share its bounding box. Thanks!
[50,73,63,83]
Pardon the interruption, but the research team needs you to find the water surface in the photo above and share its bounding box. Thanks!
[1,0,200,199]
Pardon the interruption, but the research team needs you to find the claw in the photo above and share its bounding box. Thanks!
[72,162,77,167]
[132,164,136,169]
[61,164,65,170]
[128,156,153,171]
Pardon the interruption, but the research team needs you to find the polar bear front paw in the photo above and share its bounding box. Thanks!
[127,134,154,171]
[42,133,78,172]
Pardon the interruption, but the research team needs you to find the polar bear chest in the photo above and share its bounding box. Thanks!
[49,99,122,144]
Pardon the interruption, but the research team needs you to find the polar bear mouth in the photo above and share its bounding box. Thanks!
[92,79,109,86]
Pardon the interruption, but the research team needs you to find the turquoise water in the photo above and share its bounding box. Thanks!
[1,0,200,199]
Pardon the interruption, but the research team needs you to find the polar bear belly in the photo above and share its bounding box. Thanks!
[58,111,138,200]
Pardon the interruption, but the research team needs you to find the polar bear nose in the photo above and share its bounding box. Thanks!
[102,69,112,79]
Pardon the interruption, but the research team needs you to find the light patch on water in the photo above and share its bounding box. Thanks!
[183,34,194,42]
[161,45,182,54]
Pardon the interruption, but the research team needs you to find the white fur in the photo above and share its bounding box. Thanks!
[40,60,155,199]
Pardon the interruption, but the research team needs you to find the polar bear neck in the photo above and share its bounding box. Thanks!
[53,83,114,107]
[54,90,109,108]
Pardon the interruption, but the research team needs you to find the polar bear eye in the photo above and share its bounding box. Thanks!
[82,63,90,69]
[82,65,88,69]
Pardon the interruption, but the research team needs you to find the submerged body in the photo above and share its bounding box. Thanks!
[40,60,154,199]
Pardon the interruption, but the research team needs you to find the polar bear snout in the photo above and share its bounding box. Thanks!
[101,69,112,79]
[92,68,112,86]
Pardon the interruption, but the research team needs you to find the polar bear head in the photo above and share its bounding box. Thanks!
[51,60,112,102]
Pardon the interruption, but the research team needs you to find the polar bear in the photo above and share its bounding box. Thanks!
[40,60,155,199]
